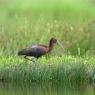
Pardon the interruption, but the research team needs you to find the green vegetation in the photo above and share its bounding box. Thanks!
[0,0,95,56]
[0,55,95,83]
[0,0,95,83]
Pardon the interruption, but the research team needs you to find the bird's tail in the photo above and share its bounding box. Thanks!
[18,50,23,55]
[18,49,26,56]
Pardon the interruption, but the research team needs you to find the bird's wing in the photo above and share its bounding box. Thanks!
[18,47,36,55]
[31,45,48,52]
[31,45,47,54]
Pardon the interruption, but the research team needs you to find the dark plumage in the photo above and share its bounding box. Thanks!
[18,38,57,60]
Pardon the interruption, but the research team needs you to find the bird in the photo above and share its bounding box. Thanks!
[18,37,60,61]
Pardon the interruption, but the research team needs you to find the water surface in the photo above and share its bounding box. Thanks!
[0,82,95,95]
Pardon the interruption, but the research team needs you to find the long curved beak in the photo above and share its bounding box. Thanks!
[57,40,64,50]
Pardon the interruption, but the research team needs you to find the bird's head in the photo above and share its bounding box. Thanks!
[49,37,64,50]
[49,37,57,47]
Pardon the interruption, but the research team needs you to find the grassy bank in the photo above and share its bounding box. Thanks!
[0,0,95,83]
[0,55,95,83]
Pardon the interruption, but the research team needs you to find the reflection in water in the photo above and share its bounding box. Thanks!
[0,82,95,95]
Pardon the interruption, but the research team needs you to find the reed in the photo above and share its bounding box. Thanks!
[0,0,95,83]
[0,0,95,56]
[0,55,95,83]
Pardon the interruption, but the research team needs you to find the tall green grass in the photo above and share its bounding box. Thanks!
[0,55,95,83]
[0,0,95,56]
[0,0,95,83]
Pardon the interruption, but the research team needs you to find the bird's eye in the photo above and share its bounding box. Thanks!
[53,40,57,43]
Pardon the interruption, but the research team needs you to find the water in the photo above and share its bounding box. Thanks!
[0,82,95,95]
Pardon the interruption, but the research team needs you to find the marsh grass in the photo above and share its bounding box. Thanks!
[0,55,95,83]
[0,0,95,56]
[0,0,95,83]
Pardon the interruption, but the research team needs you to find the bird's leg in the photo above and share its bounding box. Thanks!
[24,56,36,62]
[24,56,31,61]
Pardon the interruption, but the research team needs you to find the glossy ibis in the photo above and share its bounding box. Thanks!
[18,37,63,61]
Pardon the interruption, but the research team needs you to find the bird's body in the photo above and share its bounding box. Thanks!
[18,45,48,58]
[18,38,57,60]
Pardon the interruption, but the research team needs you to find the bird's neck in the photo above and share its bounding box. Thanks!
[47,43,54,52]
